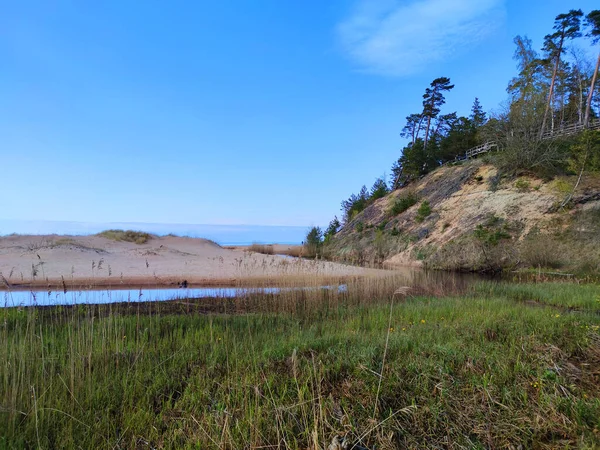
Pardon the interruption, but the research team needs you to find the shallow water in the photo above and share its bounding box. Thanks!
[1,285,348,308]
[0,266,491,308]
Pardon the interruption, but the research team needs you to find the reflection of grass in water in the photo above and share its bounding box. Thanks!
[2,279,600,448]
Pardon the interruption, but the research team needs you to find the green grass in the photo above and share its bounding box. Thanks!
[96,229,154,244]
[476,281,600,312]
[1,283,599,448]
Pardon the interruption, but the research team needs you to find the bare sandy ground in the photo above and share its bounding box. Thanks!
[0,234,377,289]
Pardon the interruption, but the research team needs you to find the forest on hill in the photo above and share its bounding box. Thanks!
[301,8,600,274]
[330,8,600,228]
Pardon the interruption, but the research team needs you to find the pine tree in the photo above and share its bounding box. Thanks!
[584,10,600,127]
[470,98,487,127]
[422,77,455,149]
[400,114,424,145]
[540,9,584,137]
[369,177,389,201]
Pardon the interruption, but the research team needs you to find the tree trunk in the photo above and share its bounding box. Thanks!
[584,52,600,127]
[540,40,564,138]
[578,73,584,124]
[423,116,432,149]
[412,116,425,145]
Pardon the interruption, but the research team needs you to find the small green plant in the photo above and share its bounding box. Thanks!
[355,222,364,233]
[389,192,418,216]
[514,178,530,192]
[415,201,432,223]
[474,216,511,246]
[551,178,572,195]
[390,227,401,236]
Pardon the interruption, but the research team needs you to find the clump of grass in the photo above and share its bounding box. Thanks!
[415,200,432,223]
[514,177,531,192]
[96,229,153,244]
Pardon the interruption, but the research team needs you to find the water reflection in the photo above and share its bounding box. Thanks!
[1,285,348,308]
[0,268,491,308]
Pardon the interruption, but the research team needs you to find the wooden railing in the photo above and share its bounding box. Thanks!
[453,119,600,163]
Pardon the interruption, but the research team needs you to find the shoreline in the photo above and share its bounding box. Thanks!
[0,274,365,292]
[0,233,383,291]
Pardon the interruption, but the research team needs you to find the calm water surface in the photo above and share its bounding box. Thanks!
[1,285,349,308]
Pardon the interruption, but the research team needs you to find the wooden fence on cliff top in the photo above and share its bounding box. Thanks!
[457,119,600,162]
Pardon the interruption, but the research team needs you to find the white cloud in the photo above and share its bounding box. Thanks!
[337,0,506,76]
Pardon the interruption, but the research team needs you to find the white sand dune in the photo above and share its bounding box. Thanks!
[0,234,377,288]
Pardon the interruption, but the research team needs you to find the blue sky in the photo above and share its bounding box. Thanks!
[1,0,598,231]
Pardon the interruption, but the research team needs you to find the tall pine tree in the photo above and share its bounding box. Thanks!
[540,9,583,137]
[422,77,455,149]
[584,10,600,127]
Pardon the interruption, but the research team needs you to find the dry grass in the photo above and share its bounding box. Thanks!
[247,243,275,255]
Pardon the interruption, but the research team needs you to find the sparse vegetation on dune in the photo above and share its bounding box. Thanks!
[1,278,599,449]
[96,229,154,244]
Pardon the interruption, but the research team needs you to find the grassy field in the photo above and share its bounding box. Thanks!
[1,280,599,449]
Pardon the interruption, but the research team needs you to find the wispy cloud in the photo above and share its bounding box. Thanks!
[337,0,506,76]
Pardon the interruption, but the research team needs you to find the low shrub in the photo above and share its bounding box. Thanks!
[415,201,432,223]
[97,230,153,244]
[389,192,418,216]
[514,178,530,192]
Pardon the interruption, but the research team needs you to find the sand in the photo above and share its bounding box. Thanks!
[0,234,376,289]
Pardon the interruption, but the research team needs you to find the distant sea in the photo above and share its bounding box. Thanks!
[0,219,307,246]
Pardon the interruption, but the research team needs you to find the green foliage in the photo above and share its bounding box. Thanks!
[415,201,432,223]
[304,226,323,257]
[389,192,418,216]
[473,215,511,245]
[305,226,323,246]
[569,130,600,173]
[514,178,531,191]
[323,217,341,244]
[354,222,364,233]
[97,229,153,244]
[369,177,389,201]
[342,178,389,223]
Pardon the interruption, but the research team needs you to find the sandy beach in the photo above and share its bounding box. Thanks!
[0,234,376,289]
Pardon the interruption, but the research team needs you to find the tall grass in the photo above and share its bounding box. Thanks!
[247,243,275,255]
[1,279,599,448]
